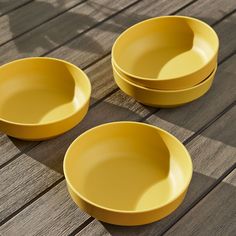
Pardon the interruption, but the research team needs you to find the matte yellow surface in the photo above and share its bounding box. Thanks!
[113,63,217,107]
[0,57,91,140]
[64,122,193,225]
[112,16,219,89]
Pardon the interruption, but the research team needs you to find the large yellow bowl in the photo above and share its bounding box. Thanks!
[64,122,193,226]
[113,63,217,108]
[112,16,219,90]
[0,57,91,140]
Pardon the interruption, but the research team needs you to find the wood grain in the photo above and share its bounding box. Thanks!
[0,181,90,236]
[177,0,236,25]
[0,153,61,222]
[0,0,32,16]
[0,133,36,167]
[76,220,111,236]
[0,0,84,46]
[165,170,236,236]
[0,0,139,64]
[48,0,195,65]
[146,55,236,143]
[215,11,236,62]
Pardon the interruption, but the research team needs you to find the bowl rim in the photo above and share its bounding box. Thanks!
[0,57,91,127]
[112,15,219,82]
[113,60,217,93]
[64,121,193,214]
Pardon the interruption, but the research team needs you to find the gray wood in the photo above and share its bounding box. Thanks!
[177,0,236,25]
[0,0,32,16]
[165,170,236,236]
[215,11,236,62]
[0,0,84,46]
[76,220,111,236]
[48,0,197,66]
[146,54,236,143]
[0,133,35,166]
[76,106,236,236]
[0,181,90,236]
[0,153,61,222]
[0,0,138,64]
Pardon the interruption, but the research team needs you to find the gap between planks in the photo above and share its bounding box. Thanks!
[0,0,34,18]
[0,0,89,48]
[161,163,236,235]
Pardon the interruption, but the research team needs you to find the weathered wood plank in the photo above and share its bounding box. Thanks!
[0,181,90,236]
[48,0,196,66]
[0,133,36,166]
[0,0,139,64]
[177,0,236,25]
[165,170,236,236]
[0,0,84,45]
[0,153,61,223]
[76,220,111,236]
[215,11,236,62]
[76,106,236,236]
[0,0,32,16]
[146,54,236,143]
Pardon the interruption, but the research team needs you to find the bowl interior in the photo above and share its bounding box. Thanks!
[113,17,218,80]
[65,122,192,212]
[0,58,90,124]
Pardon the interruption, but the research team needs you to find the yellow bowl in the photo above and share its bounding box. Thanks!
[112,16,219,90]
[113,63,217,108]
[64,122,193,226]
[0,57,91,140]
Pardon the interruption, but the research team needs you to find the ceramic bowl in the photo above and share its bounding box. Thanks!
[112,16,219,90]
[113,63,217,108]
[0,57,91,140]
[64,122,193,225]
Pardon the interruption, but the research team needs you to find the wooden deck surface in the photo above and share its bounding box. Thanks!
[0,0,235,235]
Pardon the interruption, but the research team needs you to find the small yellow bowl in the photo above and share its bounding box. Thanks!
[112,16,219,90]
[113,63,217,108]
[64,122,193,226]
[0,57,91,140]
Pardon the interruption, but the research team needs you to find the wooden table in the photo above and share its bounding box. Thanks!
[0,0,235,235]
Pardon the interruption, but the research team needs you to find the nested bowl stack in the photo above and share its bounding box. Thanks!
[112,16,219,107]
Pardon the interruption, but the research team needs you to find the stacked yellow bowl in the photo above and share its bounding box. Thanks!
[112,16,219,107]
